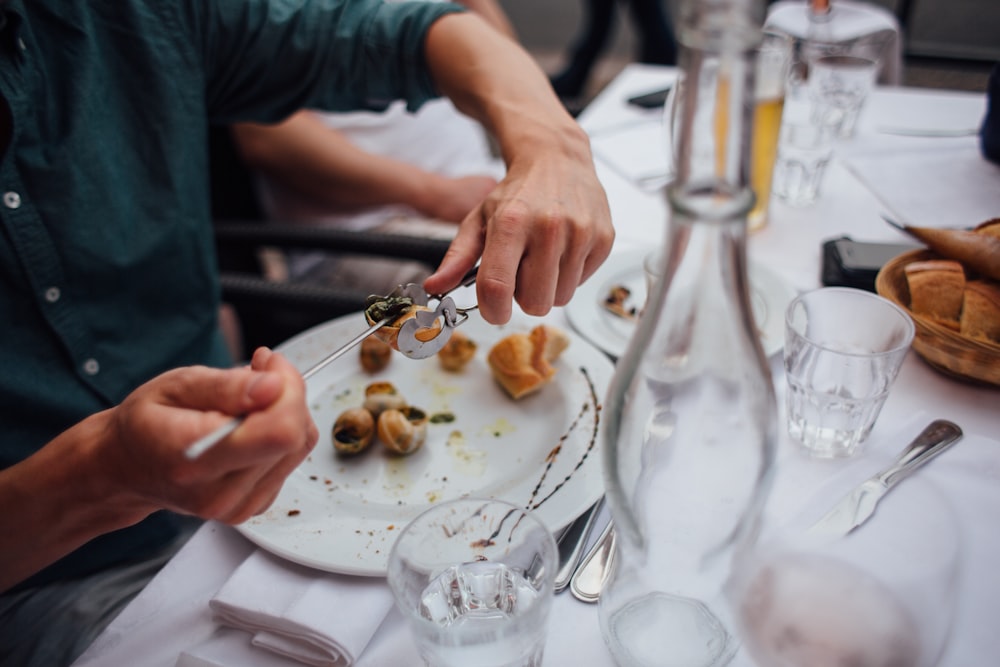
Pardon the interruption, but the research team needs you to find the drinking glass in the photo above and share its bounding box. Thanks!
[783,287,914,458]
[808,55,879,138]
[663,32,791,232]
[772,116,838,206]
[729,475,960,667]
[386,498,558,667]
[747,31,792,231]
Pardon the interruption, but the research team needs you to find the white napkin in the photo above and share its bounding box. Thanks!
[841,141,1000,229]
[209,550,394,667]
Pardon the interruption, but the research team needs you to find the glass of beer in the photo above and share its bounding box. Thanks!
[748,32,792,232]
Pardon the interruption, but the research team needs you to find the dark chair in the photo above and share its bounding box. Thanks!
[208,126,451,355]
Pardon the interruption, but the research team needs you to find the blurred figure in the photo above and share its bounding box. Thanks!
[981,63,1000,165]
[550,0,677,101]
[231,0,517,295]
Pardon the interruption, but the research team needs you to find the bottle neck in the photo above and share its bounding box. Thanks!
[671,1,759,216]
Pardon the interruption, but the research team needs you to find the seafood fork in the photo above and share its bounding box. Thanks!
[183,266,479,460]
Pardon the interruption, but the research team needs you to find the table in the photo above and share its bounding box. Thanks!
[73,65,999,667]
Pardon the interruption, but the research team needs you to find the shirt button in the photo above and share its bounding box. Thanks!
[4,191,21,209]
[44,286,61,303]
[83,358,100,376]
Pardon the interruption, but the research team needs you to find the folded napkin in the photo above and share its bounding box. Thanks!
[209,550,394,667]
[841,141,1000,229]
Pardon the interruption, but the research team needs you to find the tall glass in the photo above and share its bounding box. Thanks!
[747,32,791,231]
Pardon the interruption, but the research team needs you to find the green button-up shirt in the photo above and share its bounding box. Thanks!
[1,0,462,589]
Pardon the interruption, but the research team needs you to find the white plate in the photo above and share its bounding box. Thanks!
[237,311,614,576]
[566,249,798,359]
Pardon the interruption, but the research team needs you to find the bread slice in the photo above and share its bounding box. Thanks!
[960,280,1000,343]
[487,325,570,399]
[905,259,966,330]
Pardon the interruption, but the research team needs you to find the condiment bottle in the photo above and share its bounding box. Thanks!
[597,0,777,664]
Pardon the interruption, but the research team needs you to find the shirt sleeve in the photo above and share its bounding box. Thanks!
[179,0,466,123]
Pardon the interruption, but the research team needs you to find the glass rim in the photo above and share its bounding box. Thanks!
[784,286,916,357]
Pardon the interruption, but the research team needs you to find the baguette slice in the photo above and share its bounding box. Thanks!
[904,259,966,330]
[487,325,570,399]
[960,280,1000,343]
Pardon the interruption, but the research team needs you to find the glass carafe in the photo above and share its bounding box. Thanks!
[597,1,777,665]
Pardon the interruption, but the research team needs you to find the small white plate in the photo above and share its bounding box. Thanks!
[566,249,798,359]
[237,311,614,576]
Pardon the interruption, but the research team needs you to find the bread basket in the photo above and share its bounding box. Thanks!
[876,249,1000,387]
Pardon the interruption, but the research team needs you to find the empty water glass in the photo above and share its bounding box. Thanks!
[809,55,879,138]
[783,287,914,458]
[387,498,558,667]
[772,118,838,206]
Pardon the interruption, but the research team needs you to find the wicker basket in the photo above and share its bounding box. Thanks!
[876,249,1000,387]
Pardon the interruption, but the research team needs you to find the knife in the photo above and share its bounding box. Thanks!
[808,419,963,538]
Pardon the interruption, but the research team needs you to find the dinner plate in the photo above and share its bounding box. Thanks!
[237,310,614,576]
[565,248,798,359]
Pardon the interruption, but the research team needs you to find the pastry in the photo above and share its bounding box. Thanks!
[904,259,965,329]
[960,280,1000,343]
[487,325,570,399]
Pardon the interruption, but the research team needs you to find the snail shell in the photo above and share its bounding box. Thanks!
[365,304,442,351]
[437,330,477,372]
[363,381,407,417]
[332,407,375,455]
[377,406,428,455]
[359,335,393,373]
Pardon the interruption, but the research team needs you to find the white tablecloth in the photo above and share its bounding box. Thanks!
[74,65,999,667]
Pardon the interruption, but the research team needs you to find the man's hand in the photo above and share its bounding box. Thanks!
[421,12,614,324]
[0,348,317,590]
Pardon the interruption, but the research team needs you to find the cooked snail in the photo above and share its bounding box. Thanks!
[363,381,407,417]
[377,406,428,455]
[332,407,375,455]
[364,297,442,351]
[437,330,477,372]
[360,335,393,373]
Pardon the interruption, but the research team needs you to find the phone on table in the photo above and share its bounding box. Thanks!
[821,236,920,292]
[626,85,673,109]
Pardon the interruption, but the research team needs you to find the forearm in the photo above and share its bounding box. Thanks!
[424,14,593,170]
[233,118,446,215]
[0,412,148,592]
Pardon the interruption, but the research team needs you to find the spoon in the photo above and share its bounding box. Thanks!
[569,520,617,603]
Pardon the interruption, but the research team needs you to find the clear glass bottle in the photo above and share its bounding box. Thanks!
[597,1,777,665]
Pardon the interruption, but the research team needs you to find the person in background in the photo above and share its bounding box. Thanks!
[231,0,517,295]
[550,0,677,103]
[981,63,1000,165]
[0,1,613,665]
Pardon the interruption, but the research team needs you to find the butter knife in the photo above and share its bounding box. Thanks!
[808,419,963,538]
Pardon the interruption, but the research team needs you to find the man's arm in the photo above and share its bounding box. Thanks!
[421,12,615,324]
[0,349,317,592]
[232,114,498,223]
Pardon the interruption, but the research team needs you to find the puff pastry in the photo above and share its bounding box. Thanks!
[487,325,570,399]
